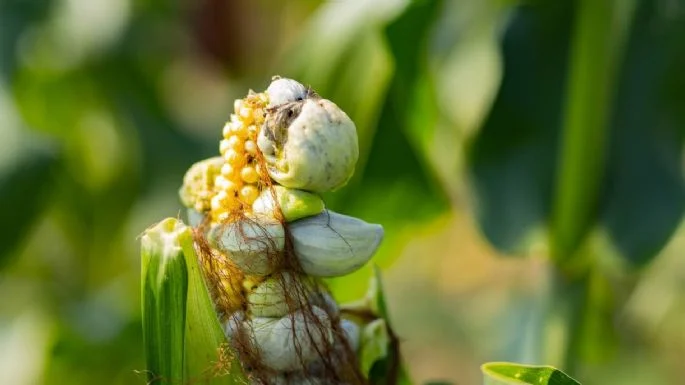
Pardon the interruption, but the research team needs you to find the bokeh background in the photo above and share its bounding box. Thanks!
[1,0,684,384]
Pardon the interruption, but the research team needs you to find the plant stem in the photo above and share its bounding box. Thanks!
[548,0,636,375]
[551,0,634,266]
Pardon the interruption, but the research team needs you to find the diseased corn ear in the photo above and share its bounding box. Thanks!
[141,218,189,384]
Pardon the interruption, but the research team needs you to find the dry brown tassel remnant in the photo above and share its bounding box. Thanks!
[179,77,384,384]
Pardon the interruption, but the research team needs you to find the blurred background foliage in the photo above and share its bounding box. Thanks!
[1,0,684,384]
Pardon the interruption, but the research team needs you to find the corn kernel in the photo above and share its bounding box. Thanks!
[239,107,253,124]
[220,163,235,177]
[240,166,259,184]
[234,99,243,115]
[222,122,232,138]
[224,149,245,167]
[239,185,259,204]
[227,135,243,151]
[231,123,248,138]
[219,139,231,155]
[215,175,239,193]
[211,190,228,211]
[244,140,257,154]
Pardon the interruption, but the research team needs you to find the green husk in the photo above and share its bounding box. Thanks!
[141,217,189,384]
[180,224,246,384]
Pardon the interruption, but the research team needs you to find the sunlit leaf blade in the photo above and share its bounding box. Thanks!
[481,362,580,385]
[0,134,60,266]
[601,0,685,264]
[141,218,189,384]
[179,224,246,384]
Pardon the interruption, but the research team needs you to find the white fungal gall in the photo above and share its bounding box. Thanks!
[208,215,284,276]
[247,272,307,318]
[248,306,334,371]
[258,99,359,193]
[266,77,308,107]
[288,210,384,277]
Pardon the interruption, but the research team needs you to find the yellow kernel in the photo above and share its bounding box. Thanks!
[215,175,238,193]
[220,163,235,177]
[239,106,253,124]
[219,139,231,155]
[240,166,259,184]
[231,123,248,139]
[224,149,245,167]
[234,99,243,115]
[222,122,232,138]
[247,125,258,136]
[239,185,259,204]
[211,190,228,211]
[227,135,243,150]
[244,140,257,154]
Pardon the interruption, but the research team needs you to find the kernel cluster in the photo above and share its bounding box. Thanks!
[211,91,268,222]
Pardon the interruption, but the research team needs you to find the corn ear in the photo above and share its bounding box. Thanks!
[179,222,246,384]
[141,217,189,384]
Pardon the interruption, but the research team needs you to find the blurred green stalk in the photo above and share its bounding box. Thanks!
[549,0,636,375]
[552,0,635,265]
[141,218,190,384]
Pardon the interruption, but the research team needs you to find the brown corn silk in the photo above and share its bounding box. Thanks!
[191,90,366,385]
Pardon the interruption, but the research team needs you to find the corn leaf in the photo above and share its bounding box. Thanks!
[141,218,189,384]
[482,362,580,385]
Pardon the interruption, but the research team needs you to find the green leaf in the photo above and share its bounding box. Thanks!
[141,218,189,384]
[601,0,685,264]
[481,362,580,385]
[467,0,684,264]
[179,223,246,384]
[466,0,574,255]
